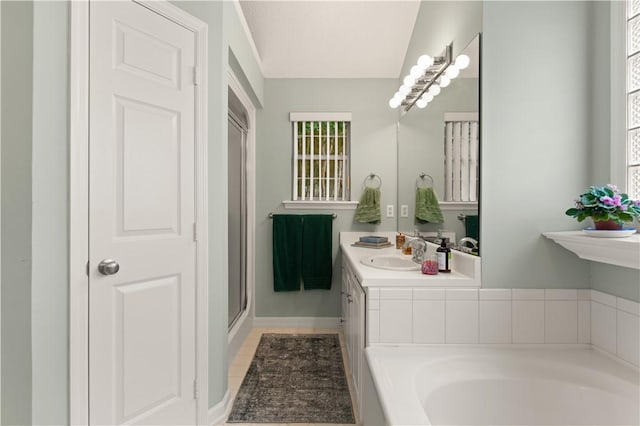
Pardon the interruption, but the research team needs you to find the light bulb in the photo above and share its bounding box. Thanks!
[445,65,460,79]
[410,65,423,79]
[417,54,433,70]
[399,85,411,96]
[423,93,434,102]
[403,75,416,87]
[439,75,451,87]
[389,97,401,109]
[455,54,470,70]
[393,91,404,102]
[428,84,441,96]
[416,98,428,108]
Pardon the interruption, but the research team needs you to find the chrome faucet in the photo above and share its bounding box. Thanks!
[457,237,478,253]
[404,237,427,263]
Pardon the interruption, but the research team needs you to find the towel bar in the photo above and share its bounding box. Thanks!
[268,212,337,219]
[416,173,434,188]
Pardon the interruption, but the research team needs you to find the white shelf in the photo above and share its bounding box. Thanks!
[543,231,640,270]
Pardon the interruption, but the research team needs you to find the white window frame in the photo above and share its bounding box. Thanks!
[626,1,640,198]
[612,1,635,194]
[284,112,358,209]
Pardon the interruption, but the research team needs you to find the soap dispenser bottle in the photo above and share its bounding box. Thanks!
[436,238,451,273]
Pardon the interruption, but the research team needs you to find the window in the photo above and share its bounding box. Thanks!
[628,1,640,198]
[289,112,351,201]
[443,112,479,202]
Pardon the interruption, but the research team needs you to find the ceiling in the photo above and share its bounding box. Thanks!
[238,0,422,79]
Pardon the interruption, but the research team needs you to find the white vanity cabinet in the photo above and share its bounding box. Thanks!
[341,254,365,407]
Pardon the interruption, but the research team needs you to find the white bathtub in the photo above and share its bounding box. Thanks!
[364,345,640,425]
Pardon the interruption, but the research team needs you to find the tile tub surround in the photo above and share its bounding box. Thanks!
[340,232,481,288]
[367,288,640,367]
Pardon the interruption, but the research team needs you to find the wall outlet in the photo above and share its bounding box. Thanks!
[386,205,394,217]
[400,205,409,217]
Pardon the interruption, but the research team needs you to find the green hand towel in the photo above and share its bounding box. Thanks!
[354,187,381,223]
[415,187,444,223]
[272,214,303,292]
[464,215,479,241]
[301,215,333,290]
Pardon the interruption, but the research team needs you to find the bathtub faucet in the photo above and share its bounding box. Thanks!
[404,237,427,264]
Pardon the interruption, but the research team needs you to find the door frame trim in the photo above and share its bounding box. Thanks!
[69,2,209,424]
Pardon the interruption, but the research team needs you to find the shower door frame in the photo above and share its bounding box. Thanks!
[226,69,255,339]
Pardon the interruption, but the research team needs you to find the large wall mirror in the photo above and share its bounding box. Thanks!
[397,34,481,253]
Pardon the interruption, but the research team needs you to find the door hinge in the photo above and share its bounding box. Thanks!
[192,66,200,86]
[193,379,199,399]
[193,223,198,242]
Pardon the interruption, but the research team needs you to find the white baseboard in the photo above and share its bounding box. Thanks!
[207,389,231,426]
[253,316,341,329]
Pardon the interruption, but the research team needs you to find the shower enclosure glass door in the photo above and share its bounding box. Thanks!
[228,110,247,329]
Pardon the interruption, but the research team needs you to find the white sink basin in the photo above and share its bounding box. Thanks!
[360,254,421,271]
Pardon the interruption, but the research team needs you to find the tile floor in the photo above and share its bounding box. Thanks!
[223,327,361,426]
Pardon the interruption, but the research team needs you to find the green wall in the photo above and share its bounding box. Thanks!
[400,1,483,79]
[1,1,34,424]
[173,0,265,408]
[31,2,69,423]
[254,78,398,317]
[481,0,593,290]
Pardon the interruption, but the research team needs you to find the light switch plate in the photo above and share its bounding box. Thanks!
[400,205,409,217]
[386,205,394,217]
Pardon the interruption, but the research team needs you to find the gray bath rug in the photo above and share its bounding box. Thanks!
[227,333,356,424]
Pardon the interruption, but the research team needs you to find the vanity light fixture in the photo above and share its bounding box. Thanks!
[389,44,471,112]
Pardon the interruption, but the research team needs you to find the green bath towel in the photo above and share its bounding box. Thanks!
[301,215,333,290]
[272,214,303,292]
[354,187,381,224]
[415,187,444,223]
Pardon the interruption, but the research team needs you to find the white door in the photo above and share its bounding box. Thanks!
[89,1,198,424]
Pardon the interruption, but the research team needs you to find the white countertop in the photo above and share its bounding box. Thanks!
[340,232,481,287]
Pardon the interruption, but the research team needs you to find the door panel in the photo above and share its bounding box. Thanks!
[115,96,181,235]
[89,1,197,424]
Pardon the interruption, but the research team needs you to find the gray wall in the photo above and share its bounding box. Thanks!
[1,1,33,424]
[480,1,594,290]
[255,78,398,317]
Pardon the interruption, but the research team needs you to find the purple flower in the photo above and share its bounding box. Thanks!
[607,184,619,192]
[635,200,640,207]
[621,204,628,211]
[600,196,614,205]
[613,194,622,206]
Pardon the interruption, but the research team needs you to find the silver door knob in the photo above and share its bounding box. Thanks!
[98,259,120,275]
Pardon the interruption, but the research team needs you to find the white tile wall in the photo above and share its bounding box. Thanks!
[367,288,639,367]
[379,299,412,343]
[413,300,445,343]
[512,301,544,343]
[591,297,617,354]
[479,301,511,343]
[617,310,640,365]
[545,301,577,343]
[578,300,590,344]
[446,301,478,343]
